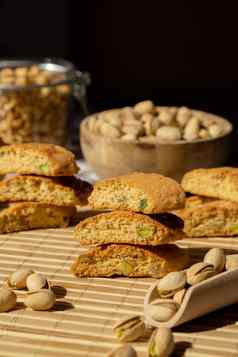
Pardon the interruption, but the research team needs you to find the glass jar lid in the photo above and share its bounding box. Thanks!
[0,58,90,92]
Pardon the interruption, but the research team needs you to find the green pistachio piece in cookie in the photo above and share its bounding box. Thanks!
[137,226,154,239]
[119,261,134,275]
[231,224,238,233]
[39,163,49,174]
[139,199,148,210]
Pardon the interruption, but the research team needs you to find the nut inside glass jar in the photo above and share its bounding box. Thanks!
[0,59,88,146]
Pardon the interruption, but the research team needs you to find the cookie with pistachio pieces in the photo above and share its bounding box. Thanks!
[0,143,78,176]
[88,172,185,214]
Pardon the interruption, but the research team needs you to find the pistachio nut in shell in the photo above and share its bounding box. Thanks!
[147,327,175,357]
[113,315,145,342]
[24,289,55,311]
[173,288,186,305]
[157,271,186,298]
[226,254,238,271]
[0,287,17,312]
[204,248,225,273]
[186,262,215,285]
[147,299,178,322]
[108,344,137,357]
[26,273,48,292]
[8,268,34,289]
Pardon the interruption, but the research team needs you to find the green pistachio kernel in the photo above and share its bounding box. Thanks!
[116,328,123,338]
[39,163,49,174]
[231,224,238,233]
[139,199,148,210]
[149,342,156,357]
[119,261,133,275]
[137,226,154,239]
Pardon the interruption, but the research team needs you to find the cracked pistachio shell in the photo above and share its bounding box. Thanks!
[26,273,48,292]
[147,327,175,357]
[226,254,238,271]
[204,248,225,273]
[186,262,215,285]
[157,271,186,298]
[173,288,186,305]
[147,299,178,322]
[8,268,34,289]
[113,315,145,342]
[0,287,17,312]
[108,344,137,357]
[24,289,55,311]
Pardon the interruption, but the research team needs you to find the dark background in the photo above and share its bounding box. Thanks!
[0,0,237,128]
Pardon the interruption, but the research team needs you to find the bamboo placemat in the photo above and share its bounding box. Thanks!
[0,229,238,357]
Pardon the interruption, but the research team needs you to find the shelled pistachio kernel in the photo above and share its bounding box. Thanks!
[157,271,186,298]
[186,262,215,285]
[26,273,48,292]
[148,327,175,357]
[147,299,178,322]
[108,344,137,357]
[204,248,225,273]
[113,315,145,342]
[0,287,17,312]
[8,268,34,289]
[24,289,55,311]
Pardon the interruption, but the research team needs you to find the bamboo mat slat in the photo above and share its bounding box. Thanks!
[0,229,238,356]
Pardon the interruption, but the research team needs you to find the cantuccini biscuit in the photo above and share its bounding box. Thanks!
[88,172,185,214]
[0,175,92,206]
[75,210,184,246]
[71,244,189,278]
[177,200,238,237]
[0,202,76,234]
[0,143,78,176]
[185,195,217,209]
[181,167,238,203]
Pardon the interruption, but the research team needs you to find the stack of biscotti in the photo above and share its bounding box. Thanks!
[71,172,189,278]
[0,143,92,233]
[179,167,238,237]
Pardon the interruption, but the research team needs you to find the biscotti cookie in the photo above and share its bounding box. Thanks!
[182,167,238,202]
[75,210,184,246]
[0,202,76,234]
[88,172,185,214]
[0,175,92,206]
[0,143,78,176]
[71,244,189,278]
[178,200,238,237]
[185,195,217,209]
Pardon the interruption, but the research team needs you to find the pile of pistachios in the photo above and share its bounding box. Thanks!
[0,267,59,313]
[109,248,238,357]
[87,100,228,143]
[146,247,237,325]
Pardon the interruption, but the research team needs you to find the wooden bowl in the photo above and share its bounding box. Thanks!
[80,108,233,181]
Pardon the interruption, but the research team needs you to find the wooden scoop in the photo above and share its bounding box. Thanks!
[144,268,238,328]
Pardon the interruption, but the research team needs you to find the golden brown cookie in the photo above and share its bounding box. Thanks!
[179,200,238,237]
[185,195,218,209]
[181,167,238,202]
[0,143,78,176]
[71,244,189,278]
[0,202,76,234]
[0,175,92,206]
[88,172,185,214]
[75,210,184,246]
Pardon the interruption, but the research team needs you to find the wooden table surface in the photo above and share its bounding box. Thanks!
[0,227,238,357]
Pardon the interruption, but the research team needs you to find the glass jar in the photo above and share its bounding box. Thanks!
[0,58,90,149]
